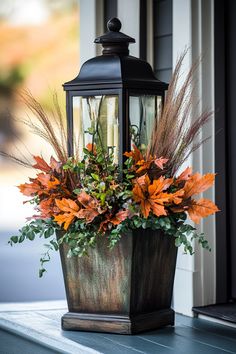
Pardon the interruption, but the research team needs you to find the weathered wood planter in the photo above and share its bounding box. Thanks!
[58,229,178,334]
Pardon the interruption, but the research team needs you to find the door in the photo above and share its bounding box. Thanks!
[226,0,236,300]
[215,0,236,302]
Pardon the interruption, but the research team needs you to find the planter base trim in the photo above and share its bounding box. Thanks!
[61,309,175,334]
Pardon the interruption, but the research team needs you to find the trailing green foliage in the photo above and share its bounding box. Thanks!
[9,219,60,277]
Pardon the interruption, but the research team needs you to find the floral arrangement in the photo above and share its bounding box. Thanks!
[5,54,219,276]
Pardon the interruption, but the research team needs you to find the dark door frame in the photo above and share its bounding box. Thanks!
[214,0,236,303]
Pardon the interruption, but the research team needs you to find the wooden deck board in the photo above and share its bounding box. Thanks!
[0,329,56,354]
[175,318,236,352]
[178,314,236,341]
[0,304,236,354]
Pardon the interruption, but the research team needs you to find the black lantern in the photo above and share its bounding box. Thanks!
[63,18,168,162]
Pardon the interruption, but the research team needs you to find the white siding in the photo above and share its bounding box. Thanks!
[172,0,216,316]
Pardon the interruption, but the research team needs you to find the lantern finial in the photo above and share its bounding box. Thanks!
[107,18,121,32]
[94,18,135,55]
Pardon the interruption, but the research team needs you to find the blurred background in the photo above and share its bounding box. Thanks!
[0,0,79,302]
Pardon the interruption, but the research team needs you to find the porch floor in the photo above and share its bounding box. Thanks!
[0,301,236,354]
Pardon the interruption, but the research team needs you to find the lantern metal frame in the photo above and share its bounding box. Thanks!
[63,17,168,162]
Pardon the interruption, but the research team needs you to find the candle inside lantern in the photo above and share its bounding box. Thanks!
[113,123,119,164]
[107,123,114,147]
[78,97,84,159]
[73,97,84,159]
[107,97,116,147]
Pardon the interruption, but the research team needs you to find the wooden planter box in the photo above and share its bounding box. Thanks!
[58,229,178,334]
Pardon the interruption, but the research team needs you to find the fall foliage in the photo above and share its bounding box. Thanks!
[18,136,219,238]
[54,198,80,230]
[7,50,219,276]
[133,175,171,218]
[126,146,219,223]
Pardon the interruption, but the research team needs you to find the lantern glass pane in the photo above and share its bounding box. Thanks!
[129,95,162,148]
[73,95,119,163]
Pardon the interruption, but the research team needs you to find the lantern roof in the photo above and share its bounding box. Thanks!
[63,18,168,91]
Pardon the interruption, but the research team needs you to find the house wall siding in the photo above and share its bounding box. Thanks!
[153,0,173,83]
[172,0,216,316]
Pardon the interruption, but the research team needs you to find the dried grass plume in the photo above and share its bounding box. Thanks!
[147,50,213,176]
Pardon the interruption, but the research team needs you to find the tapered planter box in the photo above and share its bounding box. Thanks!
[58,229,178,334]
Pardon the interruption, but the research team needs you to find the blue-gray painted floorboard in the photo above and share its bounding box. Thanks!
[0,308,236,354]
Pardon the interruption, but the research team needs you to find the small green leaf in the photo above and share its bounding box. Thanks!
[44,228,54,238]
[142,221,147,229]
[100,193,106,205]
[63,165,70,170]
[73,188,81,195]
[133,219,142,228]
[19,235,25,243]
[91,173,100,181]
[39,268,46,278]
[175,238,182,247]
[97,156,103,163]
[10,236,18,244]
[50,240,59,251]
[126,174,135,179]
[28,232,35,241]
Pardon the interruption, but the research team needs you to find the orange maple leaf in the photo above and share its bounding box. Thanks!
[32,156,51,172]
[99,210,129,233]
[39,197,59,218]
[169,189,185,205]
[184,173,215,198]
[76,208,99,223]
[136,155,169,174]
[37,173,60,190]
[176,167,192,183]
[77,191,99,209]
[55,198,79,213]
[125,146,169,175]
[132,175,173,218]
[110,210,129,225]
[154,157,169,170]
[54,198,80,230]
[148,176,173,195]
[49,156,62,172]
[76,191,100,223]
[187,198,219,223]
[124,145,143,164]
[136,158,153,173]
[18,181,42,196]
[86,143,97,155]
